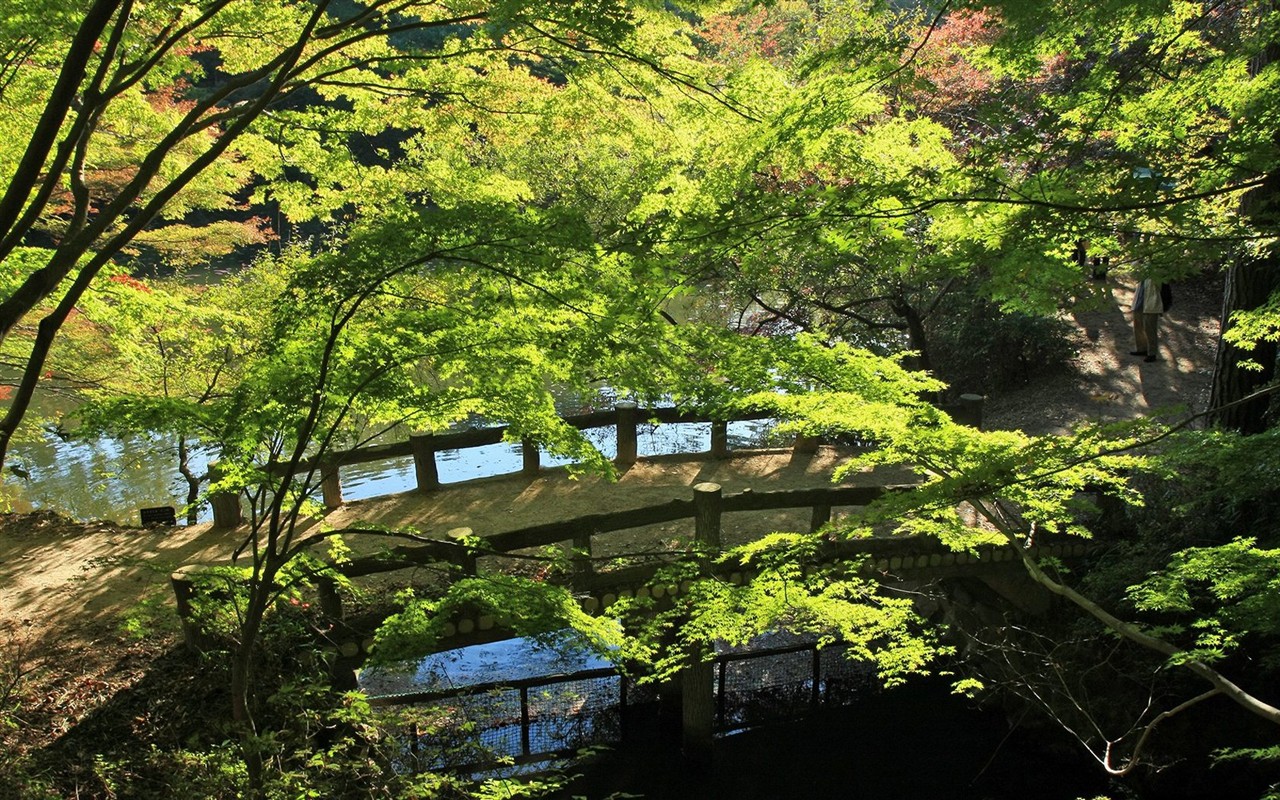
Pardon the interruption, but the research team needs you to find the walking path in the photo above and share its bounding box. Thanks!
[984,274,1221,433]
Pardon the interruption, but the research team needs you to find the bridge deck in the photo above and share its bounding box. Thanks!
[321,445,913,557]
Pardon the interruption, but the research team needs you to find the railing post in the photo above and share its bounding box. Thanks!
[520,685,531,757]
[793,433,821,454]
[684,481,723,762]
[682,650,715,764]
[410,433,440,492]
[956,393,985,430]
[809,504,832,532]
[521,437,540,477]
[447,527,477,575]
[710,420,729,460]
[693,482,722,551]
[171,566,201,650]
[716,659,726,727]
[616,401,638,466]
[572,531,594,584]
[811,646,822,707]
[320,460,343,509]
[409,721,421,773]
[208,462,241,529]
[317,577,343,619]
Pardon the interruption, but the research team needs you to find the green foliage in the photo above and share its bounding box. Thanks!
[119,587,183,641]
[615,532,949,688]
[1128,538,1280,667]
[735,335,946,438]
[89,743,250,799]
[371,576,625,668]
[927,284,1078,395]
[1146,426,1280,525]
[1224,289,1280,370]
[950,677,985,698]
[9,1,1280,794]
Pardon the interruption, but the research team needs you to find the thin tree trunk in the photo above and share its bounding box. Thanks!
[0,0,124,246]
[893,296,932,372]
[178,435,203,525]
[232,584,271,798]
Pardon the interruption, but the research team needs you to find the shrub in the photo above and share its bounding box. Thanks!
[928,286,1077,396]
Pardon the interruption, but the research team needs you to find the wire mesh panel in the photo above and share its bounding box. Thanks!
[526,675,624,753]
[818,647,878,706]
[718,648,816,731]
[406,689,524,770]
[389,672,627,772]
[715,644,880,733]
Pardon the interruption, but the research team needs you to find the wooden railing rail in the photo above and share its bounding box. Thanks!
[332,483,907,582]
[213,395,984,529]
[213,406,783,528]
[315,406,775,474]
[366,666,619,708]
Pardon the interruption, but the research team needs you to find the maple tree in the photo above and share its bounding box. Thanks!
[0,0,719,469]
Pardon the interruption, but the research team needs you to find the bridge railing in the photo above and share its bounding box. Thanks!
[367,666,625,772]
[212,395,984,528]
[178,475,1082,657]
[312,404,782,509]
[328,482,898,585]
[211,403,791,527]
[316,480,1093,646]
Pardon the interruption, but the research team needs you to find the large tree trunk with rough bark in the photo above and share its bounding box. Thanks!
[1208,15,1280,433]
[1209,256,1279,433]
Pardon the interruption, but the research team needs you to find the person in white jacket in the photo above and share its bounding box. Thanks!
[1130,277,1164,362]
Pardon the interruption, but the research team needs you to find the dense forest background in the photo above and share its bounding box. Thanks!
[1,0,1278,797]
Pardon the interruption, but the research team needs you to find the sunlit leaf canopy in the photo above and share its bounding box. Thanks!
[3,3,1280,792]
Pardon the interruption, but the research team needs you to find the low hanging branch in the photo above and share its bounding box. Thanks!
[964,493,1280,728]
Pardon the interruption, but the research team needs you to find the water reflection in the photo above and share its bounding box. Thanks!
[360,635,614,697]
[5,418,777,525]
[3,431,214,525]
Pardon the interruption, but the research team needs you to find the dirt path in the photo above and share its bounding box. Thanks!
[0,272,1224,650]
[984,274,1221,433]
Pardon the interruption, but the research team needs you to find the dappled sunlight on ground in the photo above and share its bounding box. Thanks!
[988,274,1219,434]
[0,514,235,649]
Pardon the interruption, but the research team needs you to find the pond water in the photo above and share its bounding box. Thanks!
[1,282,773,524]
[2,416,776,525]
[359,634,615,697]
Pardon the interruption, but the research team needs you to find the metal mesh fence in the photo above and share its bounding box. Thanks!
[719,648,815,730]
[526,675,623,753]
[381,644,878,771]
[716,644,877,732]
[819,647,879,705]
[389,672,628,770]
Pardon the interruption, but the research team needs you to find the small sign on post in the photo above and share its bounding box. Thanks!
[140,505,176,526]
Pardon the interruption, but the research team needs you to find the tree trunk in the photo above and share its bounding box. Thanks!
[178,435,202,525]
[1209,256,1279,433]
[1209,10,1280,433]
[232,587,270,798]
[892,294,932,373]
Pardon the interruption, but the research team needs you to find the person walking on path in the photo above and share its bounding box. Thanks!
[1130,277,1168,362]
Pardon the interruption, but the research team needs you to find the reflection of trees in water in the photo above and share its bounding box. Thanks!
[387,676,626,772]
[9,432,209,523]
[389,642,879,772]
